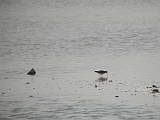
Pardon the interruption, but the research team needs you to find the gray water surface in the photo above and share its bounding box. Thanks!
[0,0,160,119]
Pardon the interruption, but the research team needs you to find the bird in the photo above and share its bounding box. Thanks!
[27,68,36,75]
[95,70,108,77]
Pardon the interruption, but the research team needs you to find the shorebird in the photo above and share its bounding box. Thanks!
[95,70,108,77]
[27,68,36,75]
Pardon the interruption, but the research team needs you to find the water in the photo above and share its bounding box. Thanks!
[0,0,160,119]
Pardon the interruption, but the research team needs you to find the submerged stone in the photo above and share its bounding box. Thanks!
[27,68,36,75]
[25,82,30,84]
[109,80,113,82]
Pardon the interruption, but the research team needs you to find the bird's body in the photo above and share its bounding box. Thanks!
[95,70,108,76]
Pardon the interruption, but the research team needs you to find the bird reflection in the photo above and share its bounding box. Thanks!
[95,77,108,82]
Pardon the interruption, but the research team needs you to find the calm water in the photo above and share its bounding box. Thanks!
[0,0,160,119]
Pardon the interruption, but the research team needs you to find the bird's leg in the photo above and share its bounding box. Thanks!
[99,74,102,78]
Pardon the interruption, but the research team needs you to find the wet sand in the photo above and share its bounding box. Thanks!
[0,71,160,119]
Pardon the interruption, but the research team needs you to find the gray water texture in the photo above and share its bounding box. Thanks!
[0,0,160,120]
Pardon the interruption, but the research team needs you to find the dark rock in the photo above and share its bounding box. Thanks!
[115,96,119,97]
[25,82,30,84]
[152,89,159,93]
[27,68,36,75]
[152,85,158,88]
[146,86,152,88]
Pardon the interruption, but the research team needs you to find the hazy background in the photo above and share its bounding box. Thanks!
[0,0,160,119]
